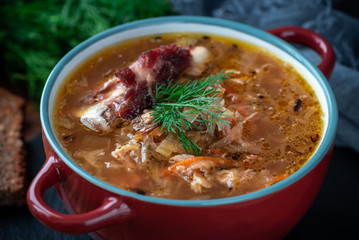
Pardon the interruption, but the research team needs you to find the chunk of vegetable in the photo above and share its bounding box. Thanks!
[166,156,241,173]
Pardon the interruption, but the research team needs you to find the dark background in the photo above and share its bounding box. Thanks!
[1,1,359,239]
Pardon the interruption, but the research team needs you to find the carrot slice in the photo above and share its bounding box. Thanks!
[207,148,223,156]
[271,174,289,185]
[166,156,241,173]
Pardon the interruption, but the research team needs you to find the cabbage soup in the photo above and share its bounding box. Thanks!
[53,33,323,200]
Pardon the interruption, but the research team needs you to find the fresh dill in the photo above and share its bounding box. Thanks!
[151,71,231,155]
[0,0,174,102]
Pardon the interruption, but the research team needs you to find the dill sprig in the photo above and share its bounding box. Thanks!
[151,71,231,155]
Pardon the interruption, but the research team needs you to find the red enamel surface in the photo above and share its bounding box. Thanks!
[27,26,336,239]
[30,134,333,239]
[26,131,135,234]
[267,26,336,79]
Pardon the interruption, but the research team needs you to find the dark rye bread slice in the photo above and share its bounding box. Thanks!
[0,88,27,206]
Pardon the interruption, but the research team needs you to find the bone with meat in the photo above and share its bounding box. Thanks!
[80,44,210,133]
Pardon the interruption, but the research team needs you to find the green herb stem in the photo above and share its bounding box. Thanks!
[0,0,175,102]
[151,71,231,155]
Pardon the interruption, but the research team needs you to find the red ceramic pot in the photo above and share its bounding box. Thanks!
[27,17,338,240]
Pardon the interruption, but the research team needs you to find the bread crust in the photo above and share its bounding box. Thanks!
[0,88,27,206]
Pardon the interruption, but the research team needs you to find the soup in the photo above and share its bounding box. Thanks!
[53,33,323,200]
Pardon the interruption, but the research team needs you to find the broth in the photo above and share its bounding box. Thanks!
[54,33,323,200]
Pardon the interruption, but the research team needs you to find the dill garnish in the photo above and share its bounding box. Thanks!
[151,71,231,155]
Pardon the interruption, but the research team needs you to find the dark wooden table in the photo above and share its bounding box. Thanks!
[1,133,358,239]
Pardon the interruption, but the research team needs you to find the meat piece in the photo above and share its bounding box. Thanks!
[216,169,256,190]
[80,82,127,132]
[171,159,217,193]
[111,140,141,170]
[140,109,154,125]
[169,157,247,193]
[190,172,213,193]
[217,169,239,190]
[80,44,210,133]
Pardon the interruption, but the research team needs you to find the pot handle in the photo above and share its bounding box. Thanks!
[267,26,335,79]
[27,153,135,234]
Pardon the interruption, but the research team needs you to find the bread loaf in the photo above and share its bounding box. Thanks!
[0,88,26,206]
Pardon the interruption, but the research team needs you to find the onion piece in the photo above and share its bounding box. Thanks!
[170,154,195,162]
[156,134,184,157]
[74,149,105,168]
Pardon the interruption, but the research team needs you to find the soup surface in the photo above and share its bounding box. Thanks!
[54,33,323,200]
